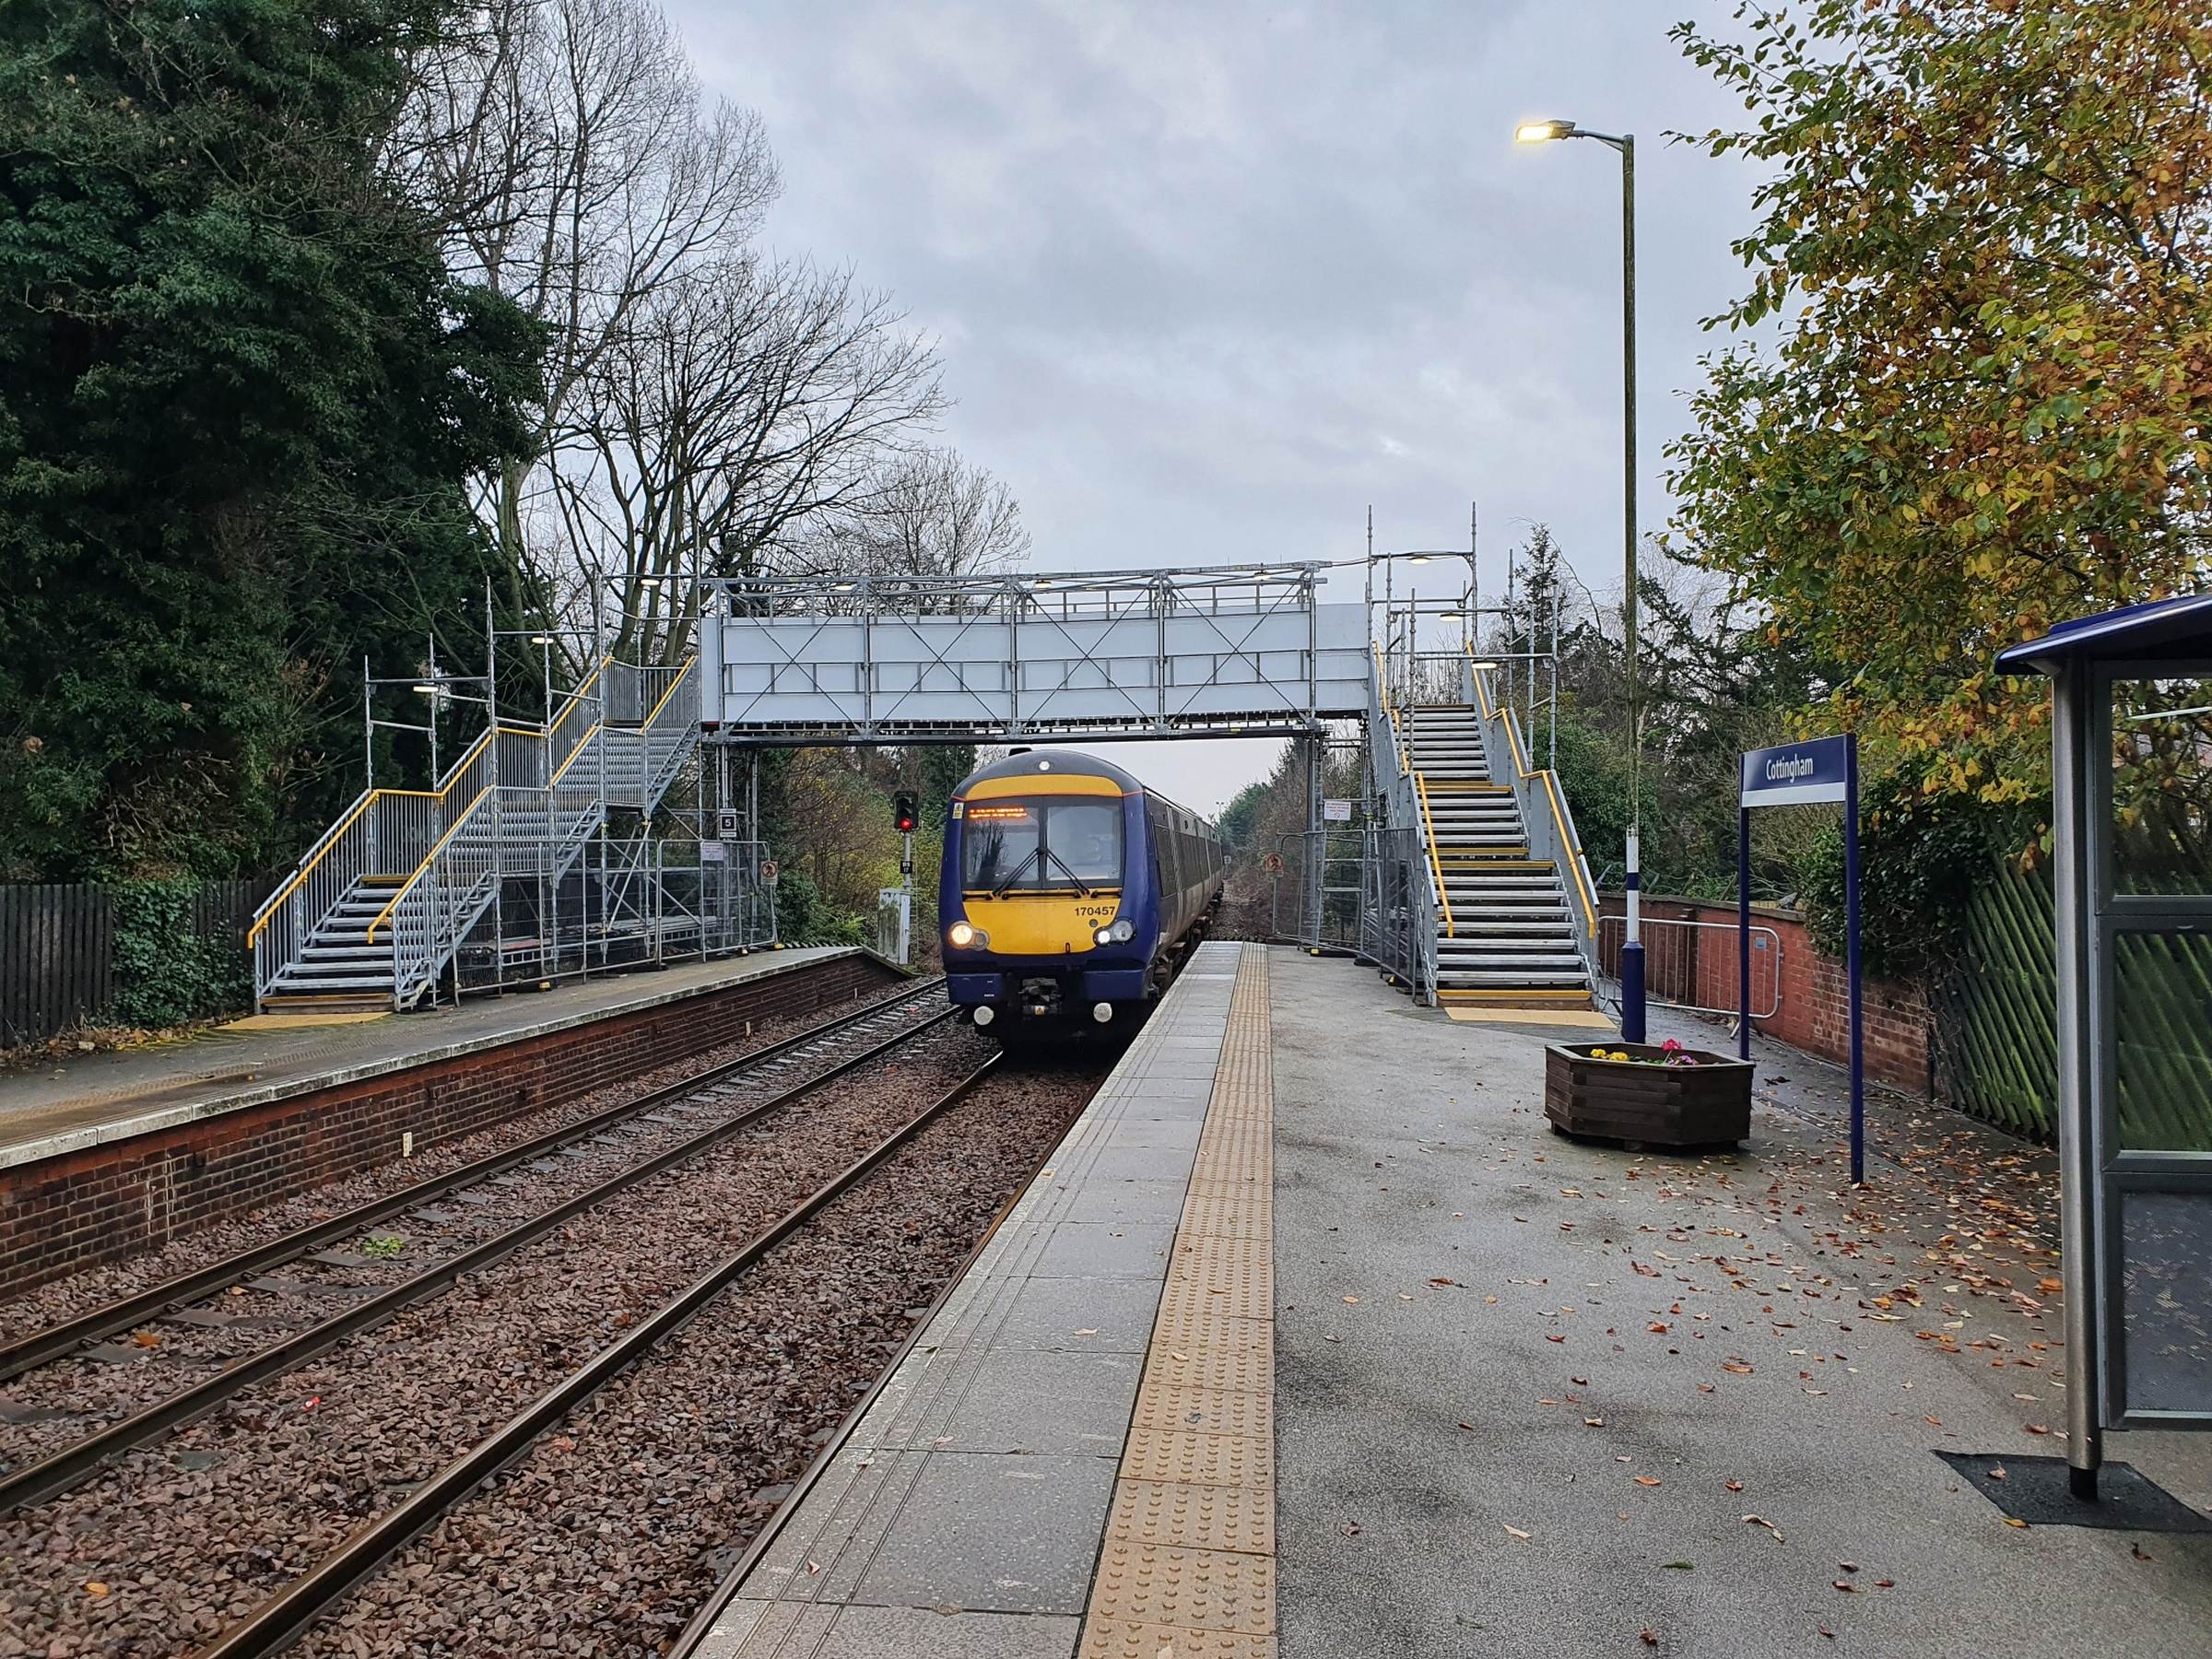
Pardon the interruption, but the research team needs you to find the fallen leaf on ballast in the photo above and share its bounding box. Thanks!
[1743,1514,1785,1543]
[2038,1277,2063,1294]
[1832,1582,1857,1593]
[1987,1465,2008,1481]
[2005,1518,2030,1529]
[1641,1629,1660,1647]
[1459,1421,1478,1431]
[1724,1479,1744,1492]
[1662,1560,1694,1571]
[2024,1423,2052,1435]
[1585,1417,1606,1428]
[1343,1296,1360,1305]
[1430,1277,1459,1287]
[1634,1477,1663,1488]
[1504,1524,1532,1540]
[1723,1361,1754,1374]
[1546,1334,1566,1344]
[83,1583,110,1598]
[131,1332,161,1348]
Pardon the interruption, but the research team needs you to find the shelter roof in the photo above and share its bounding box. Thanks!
[1995,594,2212,675]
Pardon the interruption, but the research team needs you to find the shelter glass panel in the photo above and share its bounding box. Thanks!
[2112,929,2212,1153]
[2117,1187,2212,1414]
[2110,676,2212,896]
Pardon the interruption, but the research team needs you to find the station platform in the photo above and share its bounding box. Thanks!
[0,947,860,1171]
[695,944,2212,1659]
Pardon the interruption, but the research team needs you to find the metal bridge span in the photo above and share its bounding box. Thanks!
[696,565,1369,745]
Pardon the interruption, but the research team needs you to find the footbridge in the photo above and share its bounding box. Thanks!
[250,563,1606,1016]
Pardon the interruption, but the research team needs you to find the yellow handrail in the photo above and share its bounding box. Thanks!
[1466,648,1596,935]
[248,791,378,945]
[246,726,501,947]
[548,724,603,787]
[1414,771,1455,937]
[366,787,495,943]
[640,656,697,725]
[549,659,610,738]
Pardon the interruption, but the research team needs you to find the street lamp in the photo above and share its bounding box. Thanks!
[1518,113,1644,1039]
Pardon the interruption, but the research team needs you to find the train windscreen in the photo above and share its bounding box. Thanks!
[962,798,1123,891]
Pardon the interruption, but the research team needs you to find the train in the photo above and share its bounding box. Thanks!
[938,748,1225,1031]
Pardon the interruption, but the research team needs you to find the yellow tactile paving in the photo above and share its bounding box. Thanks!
[1132,1383,1273,1439]
[1079,1622,1279,1659]
[1082,944,1277,1654]
[1087,1544,1277,1633]
[1142,1343,1269,1394]
[1104,1477,1275,1555]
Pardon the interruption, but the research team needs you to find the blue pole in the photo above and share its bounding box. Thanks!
[1620,826,1645,1043]
[1737,805,1751,1062]
[1844,735,1865,1184]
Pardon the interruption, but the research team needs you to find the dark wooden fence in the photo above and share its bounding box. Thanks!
[0,878,272,1046]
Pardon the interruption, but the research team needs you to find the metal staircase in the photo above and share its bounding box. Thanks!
[249,658,711,1012]
[1406,703,1592,1006]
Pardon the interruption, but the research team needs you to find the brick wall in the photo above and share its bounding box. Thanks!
[1598,895,1933,1094]
[0,955,900,1296]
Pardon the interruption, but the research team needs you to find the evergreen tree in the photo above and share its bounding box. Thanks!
[0,0,541,879]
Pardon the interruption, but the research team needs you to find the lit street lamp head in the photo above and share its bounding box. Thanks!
[1515,119,1577,144]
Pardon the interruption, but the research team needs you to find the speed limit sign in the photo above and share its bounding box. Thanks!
[759,856,779,884]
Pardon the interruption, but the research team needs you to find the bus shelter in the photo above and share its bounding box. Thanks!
[1998,595,2212,1495]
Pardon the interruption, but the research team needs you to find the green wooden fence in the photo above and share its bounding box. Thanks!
[1930,855,2058,1141]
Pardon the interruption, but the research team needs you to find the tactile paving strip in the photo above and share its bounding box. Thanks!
[1105,1476,1276,1555]
[1080,943,1277,1653]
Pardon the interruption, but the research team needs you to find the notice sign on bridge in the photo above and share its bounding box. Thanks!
[1741,735,1853,808]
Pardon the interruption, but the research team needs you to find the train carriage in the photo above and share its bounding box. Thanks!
[938,748,1225,1030]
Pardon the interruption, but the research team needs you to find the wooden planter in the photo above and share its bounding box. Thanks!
[1544,1042,1755,1149]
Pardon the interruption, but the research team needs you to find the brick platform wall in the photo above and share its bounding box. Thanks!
[0,955,900,1296]
[1598,896,1933,1095]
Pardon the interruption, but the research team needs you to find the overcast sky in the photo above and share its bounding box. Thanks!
[677,1,1771,813]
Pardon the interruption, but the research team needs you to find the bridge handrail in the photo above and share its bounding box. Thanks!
[1466,649,1604,991]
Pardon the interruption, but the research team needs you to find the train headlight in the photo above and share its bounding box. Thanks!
[1097,918,1135,945]
[948,922,982,948]
[1095,927,1113,946]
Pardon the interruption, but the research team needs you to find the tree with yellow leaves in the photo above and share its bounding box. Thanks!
[1668,0,2211,806]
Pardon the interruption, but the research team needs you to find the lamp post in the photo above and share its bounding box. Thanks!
[1517,116,1643,1041]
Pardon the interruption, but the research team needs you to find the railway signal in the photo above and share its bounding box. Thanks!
[892,791,918,834]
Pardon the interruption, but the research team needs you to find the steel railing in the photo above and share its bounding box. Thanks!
[1466,650,1606,1006]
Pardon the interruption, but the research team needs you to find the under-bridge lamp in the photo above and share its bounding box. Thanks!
[1467,660,1500,671]
[412,682,440,696]
[530,635,555,647]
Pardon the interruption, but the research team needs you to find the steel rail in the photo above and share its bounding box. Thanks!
[196,1049,1004,1659]
[0,977,942,1387]
[667,1069,1069,1657]
[0,997,959,1516]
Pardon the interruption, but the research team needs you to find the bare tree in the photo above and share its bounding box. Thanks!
[393,0,778,650]
[555,256,947,662]
[793,445,1030,586]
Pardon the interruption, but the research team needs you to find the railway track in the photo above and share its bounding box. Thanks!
[0,979,947,1512]
[195,1046,1006,1659]
[1,1016,1100,1658]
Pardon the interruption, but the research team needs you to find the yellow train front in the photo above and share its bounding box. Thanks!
[939,749,1224,1032]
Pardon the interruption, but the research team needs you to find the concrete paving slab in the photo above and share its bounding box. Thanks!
[934,1350,1146,1456]
[0,947,861,1168]
[698,939,1249,1658]
[991,1277,1169,1353]
[822,1606,1081,1657]
[1268,947,2212,1659]
[851,1452,1119,1614]
[1023,1222,1179,1280]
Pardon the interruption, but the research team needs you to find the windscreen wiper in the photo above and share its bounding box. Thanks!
[1040,846,1094,898]
[992,849,1042,899]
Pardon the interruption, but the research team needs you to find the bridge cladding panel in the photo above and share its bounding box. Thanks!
[701,572,1370,741]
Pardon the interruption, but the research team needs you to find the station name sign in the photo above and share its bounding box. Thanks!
[1740,735,1853,808]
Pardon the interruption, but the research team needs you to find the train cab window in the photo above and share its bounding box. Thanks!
[963,798,1123,891]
